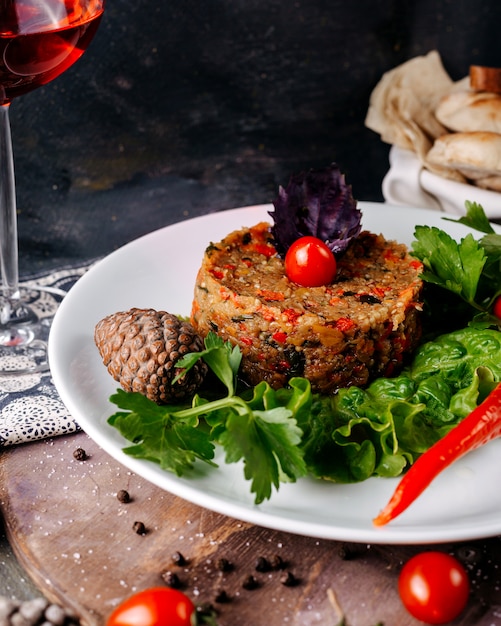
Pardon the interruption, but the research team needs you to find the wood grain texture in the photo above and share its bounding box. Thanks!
[0,432,500,625]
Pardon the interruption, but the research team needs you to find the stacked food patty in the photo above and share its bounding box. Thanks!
[191,222,424,394]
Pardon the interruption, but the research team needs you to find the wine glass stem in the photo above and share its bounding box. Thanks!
[0,103,20,324]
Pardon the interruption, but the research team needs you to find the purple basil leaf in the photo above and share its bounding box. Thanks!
[269,164,362,255]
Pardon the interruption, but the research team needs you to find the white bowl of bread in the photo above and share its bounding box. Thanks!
[366,51,501,217]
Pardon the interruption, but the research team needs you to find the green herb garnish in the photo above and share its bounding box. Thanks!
[412,200,501,325]
[108,332,307,504]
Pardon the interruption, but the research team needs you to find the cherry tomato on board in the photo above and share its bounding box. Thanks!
[284,236,337,287]
[106,587,195,626]
[398,551,470,624]
[493,295,501,320]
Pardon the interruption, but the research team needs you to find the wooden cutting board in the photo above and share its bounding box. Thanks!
[0,431,499,626]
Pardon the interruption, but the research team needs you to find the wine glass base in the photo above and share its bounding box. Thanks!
[0,325,35,347]
[0,285,65,376]
[0,329,51,375]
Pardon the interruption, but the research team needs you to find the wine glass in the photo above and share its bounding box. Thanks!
[0,0,104,375]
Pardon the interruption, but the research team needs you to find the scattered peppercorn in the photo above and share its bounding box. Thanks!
[242,575,259,590]
[132,521,147,535]
[161,570,181,588]
[338,544,356,560]
[214,589,230,603]
[255,556,271,572]
[280,571,299,587]
[172,550,187,566]
[116,489,131,503]
[215,557,233,572]
[72,448,87,461]
[455,545,484,568]
[195,603,216,620]
[269,554,286,570]
[338,543,367,560]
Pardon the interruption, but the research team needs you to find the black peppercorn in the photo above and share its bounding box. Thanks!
[117,489,131,503]
[269,554,285,570]
[161,571,181,588]
[338,543,367,560]
[172,551,187,566]
[254,556,271,572]
[196,603,216,620]
[242,575,259,590]
[132,521,147,535]
[280,571,298,587]
[338,544,355,560]
[214,589,230,603]
[215,557,233,572]
[73,448,87,461]
[455,545,484,568]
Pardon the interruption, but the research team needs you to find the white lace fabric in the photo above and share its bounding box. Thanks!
[0,262,92,446]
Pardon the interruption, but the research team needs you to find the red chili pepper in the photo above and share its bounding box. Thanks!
[373,382,501,527]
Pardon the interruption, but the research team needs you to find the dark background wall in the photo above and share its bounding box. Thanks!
[10,0,501,272]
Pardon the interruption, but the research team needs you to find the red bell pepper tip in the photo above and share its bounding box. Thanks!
[373,381,501,527]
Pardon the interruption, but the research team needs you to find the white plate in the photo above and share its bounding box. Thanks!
[49,202,501,545]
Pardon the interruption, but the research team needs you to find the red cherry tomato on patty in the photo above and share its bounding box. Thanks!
[398,551,469,624]
[493,295,501,320]
[285,236,337,287]
[106,587,195,626]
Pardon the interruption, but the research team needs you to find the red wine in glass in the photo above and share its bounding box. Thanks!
[0,0,104,373]
[1,24,102,103]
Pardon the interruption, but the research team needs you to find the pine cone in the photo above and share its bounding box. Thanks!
[94,308,208,403]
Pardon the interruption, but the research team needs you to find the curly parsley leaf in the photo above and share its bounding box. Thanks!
[444,200,496,234]
[107,335,306,504]
[217,405,306,504]
[108,388,216,474]
[412,202,501,322]
[412,226,486,306]
[174,331,241,395]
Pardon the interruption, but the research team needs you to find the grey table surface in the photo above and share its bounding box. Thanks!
[0,527,40,600]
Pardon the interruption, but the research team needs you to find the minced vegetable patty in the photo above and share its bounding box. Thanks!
[191,221,424,394]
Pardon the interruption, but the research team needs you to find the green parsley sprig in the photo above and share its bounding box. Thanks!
[108,333,308,504]
[411,200,501,328]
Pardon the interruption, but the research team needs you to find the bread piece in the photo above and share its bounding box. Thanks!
[475,175,501,191]
[470,65,501,94]
[365,50,453,153]
[426,131,501,181]
[435,90,501,133]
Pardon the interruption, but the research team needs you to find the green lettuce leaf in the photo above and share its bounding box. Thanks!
[299,327,501,483]
[410,327,501,384]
